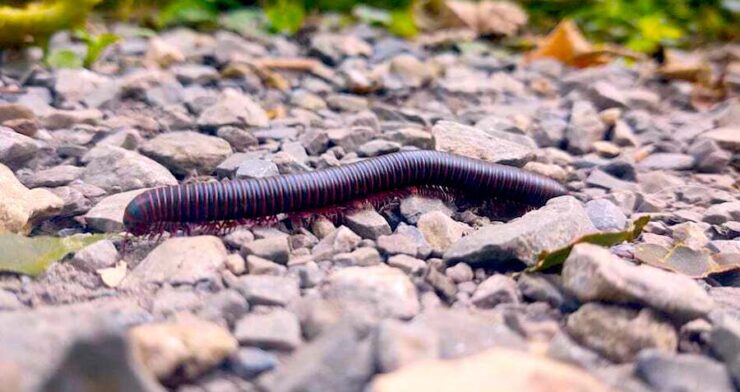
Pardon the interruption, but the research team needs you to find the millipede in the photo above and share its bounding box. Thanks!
[122,150,568,237]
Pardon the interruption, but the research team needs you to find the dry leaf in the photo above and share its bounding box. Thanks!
[525,19,609,68]
[634,243,739,278]
[98,261,127,288]
[414,0,526,37]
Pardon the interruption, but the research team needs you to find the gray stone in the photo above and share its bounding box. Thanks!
[85,189,149,232]
[376,319,439,372]
[235,159,279,179]
[326,94,369,112]
[704,202,740,225]
[562,244,714,321]
[344,209,392,240]
[566,303,677,362]
[234,308,301,351]
[377,232,423,258]
[388,254,427,276]
[217,126,258,152]
[517,273,565,309]
[326,127,377,151]
[688,138,731,173]
[197,89,269,130]
[40,332,164,392]
[566,101,607,154]
[384,127,434,149]
[637,153,695,171]
[123,236,228,288]
[322,265,419,319]
[291,90,327,111]
[0,127,37,169]
[246,255,287,275]
[588,81,628,109]
[22,165,84,188]
[357,140,401,157]
[445,263,473,283]
[703,126,740,152]
[81,146,177,193]
[471,274,520,308]
[229,348,278,379]
[198,289,249,327]
[710,317,740,387]
[417,211,466,256]
[42,108,102,130]
[332,247,382,267]
[635,351,735,392]
[411,308,526,359]
[241,236,290,264]
[140,131,232,176]
[547,332,609,370]
[312,226,361,261]
[585,199,628,231]
[70,240,119,272]
[425,267,458,301]
[0,290,22,310]
[399,196,452,225]
[232,275,299,306]
[258,323,374,392]
[445,196,596,266]
[585,169,639,191]
[432,121,533,167]
[299,128,330,155]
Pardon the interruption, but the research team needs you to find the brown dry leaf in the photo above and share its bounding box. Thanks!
[266,106,286,119]
[634,243,739,278]
[525,19,610,68]
[414,0,527,37]
[98,261,127,288]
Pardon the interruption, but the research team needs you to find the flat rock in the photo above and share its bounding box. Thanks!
[637,153,695,171]
[140,131,232,176]
[70,240,119,272]
[710,318,740,387]
[344,209,392,240]
[432,121,533,167]
[241,236,290,264]
[0,127,38,169]
[562,243,714,321]
[232,275,299,306]
[234,308,302,351]
[444,196,596,266]
[703,201,740,225]
[635,350,735,392]
[417,211,466,256]
[258,323,374,392]
[81,146,177,193]
[85,188,148,232]
[565,101,607,154]
[703,126,740,152]
[322,265,419,319]
[312,226,361,261]
[122,236,228,287]
[566,303,677,362]
[197,88,269,130]
[471,274,520,309]
[585,199,628,231]
[129,315,237,381]
[399,196,452,225]
[371,348,610,392]
[0,164,63,233]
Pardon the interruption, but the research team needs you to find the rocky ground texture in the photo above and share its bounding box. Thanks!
[0,22,739,392]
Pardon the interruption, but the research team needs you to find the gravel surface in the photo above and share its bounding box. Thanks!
[0,21,738,392]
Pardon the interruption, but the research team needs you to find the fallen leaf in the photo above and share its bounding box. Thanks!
[526,215,650,273]
[98,261,127,288]
[634,243,739,278]
[0,233,111,276]
[414,0,526,37]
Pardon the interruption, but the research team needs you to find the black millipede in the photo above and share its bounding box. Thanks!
[123,150,567,236]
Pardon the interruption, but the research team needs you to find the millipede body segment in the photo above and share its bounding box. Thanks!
[123,150,567,235]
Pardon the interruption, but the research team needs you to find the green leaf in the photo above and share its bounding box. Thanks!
[353,5,392,26]
[0,233,112,276]
[221,7,265,34]
[158,0,219,28]
[388,8,418,38]
[526,215,650,273]
[265,0,305,34]
[81,33,120,68]
[46,49,83,68]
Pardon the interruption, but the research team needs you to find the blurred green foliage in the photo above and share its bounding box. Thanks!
[522,0,739,52]
[0,0,737,54]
